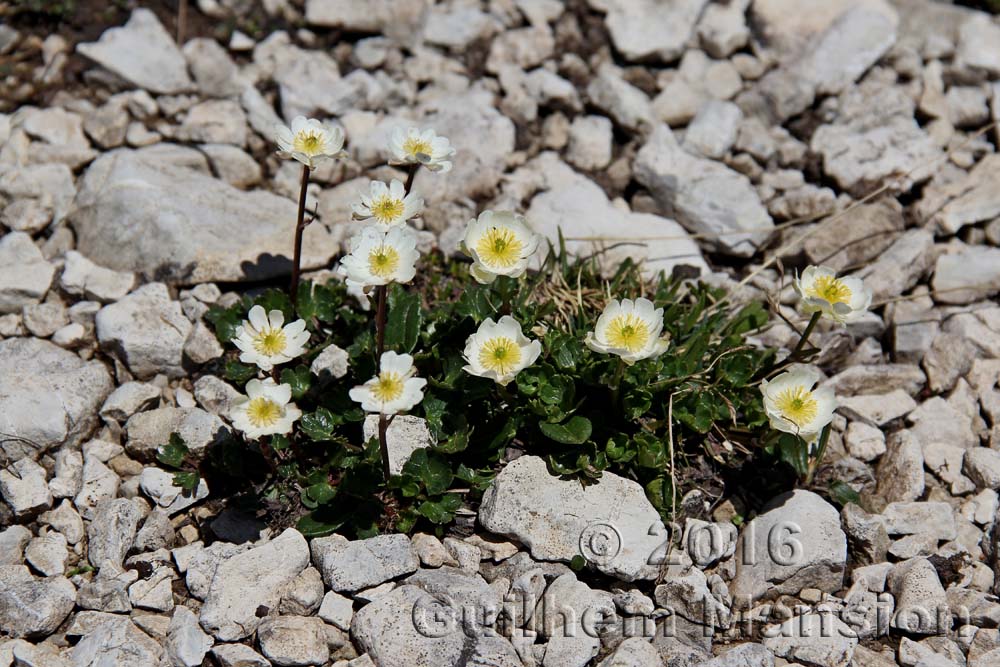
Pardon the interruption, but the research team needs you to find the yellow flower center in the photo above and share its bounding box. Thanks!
[253,329,287,356]
[247,397,282,428]
[402,136,433,158]
[774,386,818,428]
[368,245,401,278]
[372,372,404,403]
[807,275,852,305]
[605,314,650,353]
[371,196,405,224]
[478,337,522,375]
[293,131,324,156]
[475,227,524,268]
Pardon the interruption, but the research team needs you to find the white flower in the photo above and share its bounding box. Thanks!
[349,351,427,415]
[760,366,837,441]
[230,378,302,440]
[388,126,455,173]
[337,225,420,292]
[585,297,669,364]
[232,305,310,372]
[352,179,423,229]
[793,265,872,324]
[274,116,347,169]
[461,210,540,284]
[462,316,542,386]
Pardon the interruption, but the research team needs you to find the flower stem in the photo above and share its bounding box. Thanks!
[805,424,832,485]
[609,358,626,407]
[790,311,821,359]
[290,164,312,306]
[375,285,387,357]
[374,284,390,481]
[403,163,419,192]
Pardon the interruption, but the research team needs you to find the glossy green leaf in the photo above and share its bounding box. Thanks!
[539,416,592,445]
[385,285,423,353]
[156,433,188,469]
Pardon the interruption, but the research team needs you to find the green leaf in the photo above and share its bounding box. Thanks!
[827,480,861,507]
[305,482,337,504]
[223,361,257,386]
[385,285,423,353]
[204,305,243,343]
[280,366,312,400]
[455,285,493,321]
[623,389,652,420]
[172,471,200,492]
[456,464,493,490]
[417,494,462,524]
[539,416,592,445]
[645,476,673,512]
[297,511,344,537]
[156,433,188,469]
[254,289,294,321]
[300,408,340,441]
[777,433,810,479]
[295,281,317,320]
[570,555,586,571]
[401,449,453,495]
[434,429,469,455]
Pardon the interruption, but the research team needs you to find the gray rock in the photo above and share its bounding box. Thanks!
[0,458,52,518]
[70,149,338,285]
[566,115,614,171]
[875,430,925,503]
[697,0,750,58]
[310,343,350,381]
[822,362,926,397]
[423,4,499,49]
[124,406,228,462]
[763,611,857,667]
[175,100,248,147]
[311,533,418,593]
[932,246,1000,305]
[600,0,710,62]
[74,455,120,517]
[596,637,662,667]
[71,616,164,666]
[730,490,846,603]
[955,13,1000,78]
[76,9,192,94]
[541,572,615,667]
[128,565,175,611]
[200,144,262,189]
[844,421,886,461]
[479,455,665,581]
[683,100,743,159]
[100,381,162,422]
[25,530,68,576]
[193,375,241,416]
[166,606,214,667]
[749,0,897,59]
[908,397,979,449]
[88,498,143,570]
[304,0,427,42]
[211,643,272,667]
[279,566,324,616]
[0,231,54,314]
[635,124,774,256]
[889,558,951,635]
[0,568,76,638]
[183,37,245,99]
[361,415,432,476]
[351,585,468,667]
[95,283,191,379]
[586,65,653,132]
[199,528,310,641]
[0,525,32,565]
[700,643,774,667]
[134,508,175,552]
[183,321,224,365]
[883,502,956,541]
[140,467,209,516]
[83,99,130,149]
[0,163,76,224]
[318,590,353,631]
[810,83,941,197]
[257,615,330,667]
[965,448,1000,490]
[22,302,68,338]
[60,251,136,303]
[0,337,112,463]
[523,154,708,278]
[918,154,1000,235]
[183,541,251,600]
[842,503,889,566]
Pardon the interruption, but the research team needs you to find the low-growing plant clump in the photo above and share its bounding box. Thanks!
[163,117,872,540]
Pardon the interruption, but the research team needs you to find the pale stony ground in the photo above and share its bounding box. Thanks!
[2,0,1000,666]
